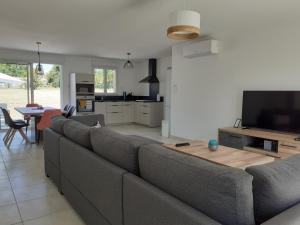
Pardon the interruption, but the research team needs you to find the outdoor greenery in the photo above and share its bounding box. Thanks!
[0,63,60,90]
[94,68,116,93]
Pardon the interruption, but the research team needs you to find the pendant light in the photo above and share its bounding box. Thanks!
[35,42,44,75]
[167,1,200,40]
[123,52,134,69]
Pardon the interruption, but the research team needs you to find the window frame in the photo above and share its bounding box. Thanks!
[93,66,118,95]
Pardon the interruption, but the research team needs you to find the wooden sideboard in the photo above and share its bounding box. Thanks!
[219,127,300,159]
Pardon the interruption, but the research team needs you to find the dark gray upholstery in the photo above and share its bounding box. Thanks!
[90,127,159,174]
[246,155,300,224]
[50,116,69,135]
[44,128,62,190]
[60,137,126,225]
[139,144,255,225]
[62,176,110,225]
[261,203,300,225]
[71,114,105,127]
[63,120,92,149]
[123,173,221,225]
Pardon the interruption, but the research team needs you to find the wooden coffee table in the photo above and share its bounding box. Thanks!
[163,141,275,170]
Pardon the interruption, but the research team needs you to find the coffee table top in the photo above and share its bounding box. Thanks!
[163,141,275,170]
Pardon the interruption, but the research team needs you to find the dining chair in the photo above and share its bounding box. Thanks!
[1,107,30,148]
[25,103,39,134]
[62,104,70,117]
[36,109,62,143]
[0,103,8,130]
[65,106,76,118]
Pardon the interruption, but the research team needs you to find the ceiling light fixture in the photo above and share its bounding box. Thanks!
[167,10,200,40]
[35,42,44,75]
[123,52,134,69]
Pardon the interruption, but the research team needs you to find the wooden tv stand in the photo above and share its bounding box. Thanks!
[218,127,300,159]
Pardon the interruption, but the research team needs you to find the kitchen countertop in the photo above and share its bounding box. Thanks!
[95,100,163,103]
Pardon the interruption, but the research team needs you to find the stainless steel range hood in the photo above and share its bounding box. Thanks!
[139,58,159,83]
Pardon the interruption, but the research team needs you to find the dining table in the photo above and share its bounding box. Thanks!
[15,106,55,143]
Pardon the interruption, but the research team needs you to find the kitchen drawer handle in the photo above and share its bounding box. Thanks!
[143,113,148,115]
[111,105,120,106]
[280,144,297,149]
[111,112,119,114]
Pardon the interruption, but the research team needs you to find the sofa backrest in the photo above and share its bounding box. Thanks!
[138,144,255,225]
[50,116,69,135]
[246,154,300,224]
[63,120,92,149]
[90,127,160,174]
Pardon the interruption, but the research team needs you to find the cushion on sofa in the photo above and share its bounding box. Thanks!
[246,155,300,224]
[50,116,69,135]
[139,144,255,225]
[63,120,92,149]
[90,128,159,174]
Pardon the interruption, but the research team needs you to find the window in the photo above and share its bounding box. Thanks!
[94,67,117,94]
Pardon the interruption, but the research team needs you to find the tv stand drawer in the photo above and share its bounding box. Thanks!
[219,131,244,149]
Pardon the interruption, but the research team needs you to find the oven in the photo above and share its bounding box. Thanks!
[76,96,95,113]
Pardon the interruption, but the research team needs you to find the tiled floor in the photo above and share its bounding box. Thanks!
[0,124,184,225]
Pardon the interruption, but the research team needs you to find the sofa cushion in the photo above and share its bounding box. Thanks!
[63,120,92,149]
[90,128,159,174]
[139,144,255,225]
[246,155,300,224]
[50,116,69,135]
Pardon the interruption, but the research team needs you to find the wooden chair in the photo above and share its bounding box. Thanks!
[1,107,30,148]
[36,109,62,143]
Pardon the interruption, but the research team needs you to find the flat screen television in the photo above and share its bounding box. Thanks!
[242,91,300,133]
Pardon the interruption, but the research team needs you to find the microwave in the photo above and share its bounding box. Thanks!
[76,83,94,95]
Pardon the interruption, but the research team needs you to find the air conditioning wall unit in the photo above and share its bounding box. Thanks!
[182,39,219,58]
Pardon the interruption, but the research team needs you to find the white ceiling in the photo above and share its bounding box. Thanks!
[0,0,299,60]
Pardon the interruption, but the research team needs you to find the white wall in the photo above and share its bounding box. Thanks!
[171,23,300,140]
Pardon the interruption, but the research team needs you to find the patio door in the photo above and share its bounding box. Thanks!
[0,63,31,120]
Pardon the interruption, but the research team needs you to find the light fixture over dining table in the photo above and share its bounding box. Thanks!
[35,41,44,75]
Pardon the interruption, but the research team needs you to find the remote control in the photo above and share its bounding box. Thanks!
[175,142,190,147]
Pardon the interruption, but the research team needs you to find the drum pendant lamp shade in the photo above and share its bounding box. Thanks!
[167,10,200,40]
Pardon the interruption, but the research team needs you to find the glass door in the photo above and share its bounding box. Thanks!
[31,63,62,108]
[0,63,30,121]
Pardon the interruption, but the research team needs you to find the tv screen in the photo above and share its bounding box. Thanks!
[242,91,300,133]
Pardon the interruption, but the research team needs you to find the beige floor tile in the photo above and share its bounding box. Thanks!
[14,182,57,203]
[23,209,85,225]
[0,189,15,207]
[0,203,21,225]
[10,173,49,189]
[7,166,44,179]
[18,194,71,221]
[0,177,11,192]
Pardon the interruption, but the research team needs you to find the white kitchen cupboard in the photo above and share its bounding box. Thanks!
[95,101,163,127]
[134,102,163,127]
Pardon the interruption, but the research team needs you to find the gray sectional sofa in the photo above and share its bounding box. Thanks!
[44,115,300,225]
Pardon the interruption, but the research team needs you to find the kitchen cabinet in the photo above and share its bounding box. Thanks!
[134,102,163,127]
[123,103,134,123]
[95,101,163,126]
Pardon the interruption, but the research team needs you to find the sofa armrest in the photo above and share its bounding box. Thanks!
[261,203,300,225]
[70,114,105,127]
